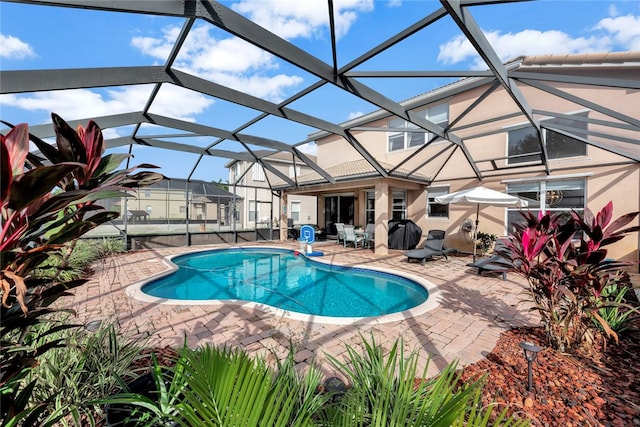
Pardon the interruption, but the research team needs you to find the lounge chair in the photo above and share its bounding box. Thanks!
[404,230,449,264]
[343,224,363,248]
[466,237,513,280]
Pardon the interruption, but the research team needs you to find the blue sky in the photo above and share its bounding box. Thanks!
[1,0,639,182]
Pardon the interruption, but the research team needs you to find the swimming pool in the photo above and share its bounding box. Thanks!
[127,247,440,324]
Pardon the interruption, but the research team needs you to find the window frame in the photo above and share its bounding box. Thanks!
[391,190,407,220]
[290,201,301,221]
[506,178,586,231]
[289,165,301,178]
[252,164,265,182]
[388,103,449,152]
[249,200,257,222]
[506,112,588,165]
[427,186,449,219]
[365,190,375,225]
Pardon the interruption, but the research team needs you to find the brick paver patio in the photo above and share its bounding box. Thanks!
[65,240,539,378]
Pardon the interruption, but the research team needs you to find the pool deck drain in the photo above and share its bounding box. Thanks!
[66,241,539,378]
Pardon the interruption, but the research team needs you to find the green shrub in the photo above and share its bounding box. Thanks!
[104,335,528,426]
[592,271,639,336]
[33,238,126,282]
[321,334,528,426]
[95,237,127,259]
[24,316,150,426]
[475,231,497,255]
[104,342,328,427]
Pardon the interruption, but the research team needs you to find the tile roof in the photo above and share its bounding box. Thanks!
[272,159,430,188]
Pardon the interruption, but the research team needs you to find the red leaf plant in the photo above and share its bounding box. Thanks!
[1,113,163,423]
[496,203,639,353]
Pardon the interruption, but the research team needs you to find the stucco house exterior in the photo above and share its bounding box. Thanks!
[227,152,318,231]
[273,52,639,262]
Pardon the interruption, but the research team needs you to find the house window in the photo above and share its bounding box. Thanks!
[144,189,151,198]
[249,201,257,222]
[232,163,242,181]
[252,164,265,181]
[365,191,375,225]
[508,112,588,164]
[388,103,449,152]
[289,165,301,178]
[427,187,449,218]
[179,206,186,214]
[507,178,585,231]
[145,205,152,214]
[291,201,300,221]
[391,190,406,220]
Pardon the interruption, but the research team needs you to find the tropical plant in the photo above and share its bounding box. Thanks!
[1,113,163,424]
[495,202,639,352]
[95,237,127,259]
[475,231,498,256]
[104,343,328,427]
[33,238,126,282]
[592,271,639,336]
[103,335,527,427]
[320,334,528,426]
[23,315,150,426]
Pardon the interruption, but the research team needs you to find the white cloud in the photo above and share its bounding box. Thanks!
[437,10,640,68]
[594,13,640,51]
[183,26,277,73]
[348,111,365,120]
[0,84,213,123]
[0,34,36,59]
[130,25,181,61]
[438,29,611,69]
[130,24,303,102]
[127,1,375,103]
[232,0,373,39]
[150,85,215,120]
[297,141,317,155]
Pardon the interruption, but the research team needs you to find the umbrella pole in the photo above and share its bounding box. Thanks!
[473,204,479,262]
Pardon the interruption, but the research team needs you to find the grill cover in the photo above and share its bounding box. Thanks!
[388,219,422,250]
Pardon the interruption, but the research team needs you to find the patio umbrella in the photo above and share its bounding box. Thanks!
[435,186,528,261]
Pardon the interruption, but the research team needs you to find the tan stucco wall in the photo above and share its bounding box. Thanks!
[312,73,639,261]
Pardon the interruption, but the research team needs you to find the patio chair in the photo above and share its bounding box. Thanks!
[466,237,513,280]
[364,223,375,249]
[335,223,345,245]
[343,224,363,248]
[404,230,449,264]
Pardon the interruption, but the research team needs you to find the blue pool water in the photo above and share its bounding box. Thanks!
[141,248,429,318]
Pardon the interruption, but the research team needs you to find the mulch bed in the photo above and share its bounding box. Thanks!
[458,321,640,426]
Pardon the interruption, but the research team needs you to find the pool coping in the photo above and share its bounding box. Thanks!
[125,245,442,325]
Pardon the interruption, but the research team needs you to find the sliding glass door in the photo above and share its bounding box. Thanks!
[324,195,354,234]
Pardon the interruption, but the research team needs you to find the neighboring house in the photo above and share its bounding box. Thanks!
[274,53,639,261]
[119,178,238,225]
[226,152,318,231]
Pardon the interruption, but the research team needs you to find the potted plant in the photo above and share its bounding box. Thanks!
[475,231,498,256]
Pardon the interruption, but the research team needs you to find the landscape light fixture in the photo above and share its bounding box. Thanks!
[519,341,542,392]
[83,319,103,332]
[323,376,347,402]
